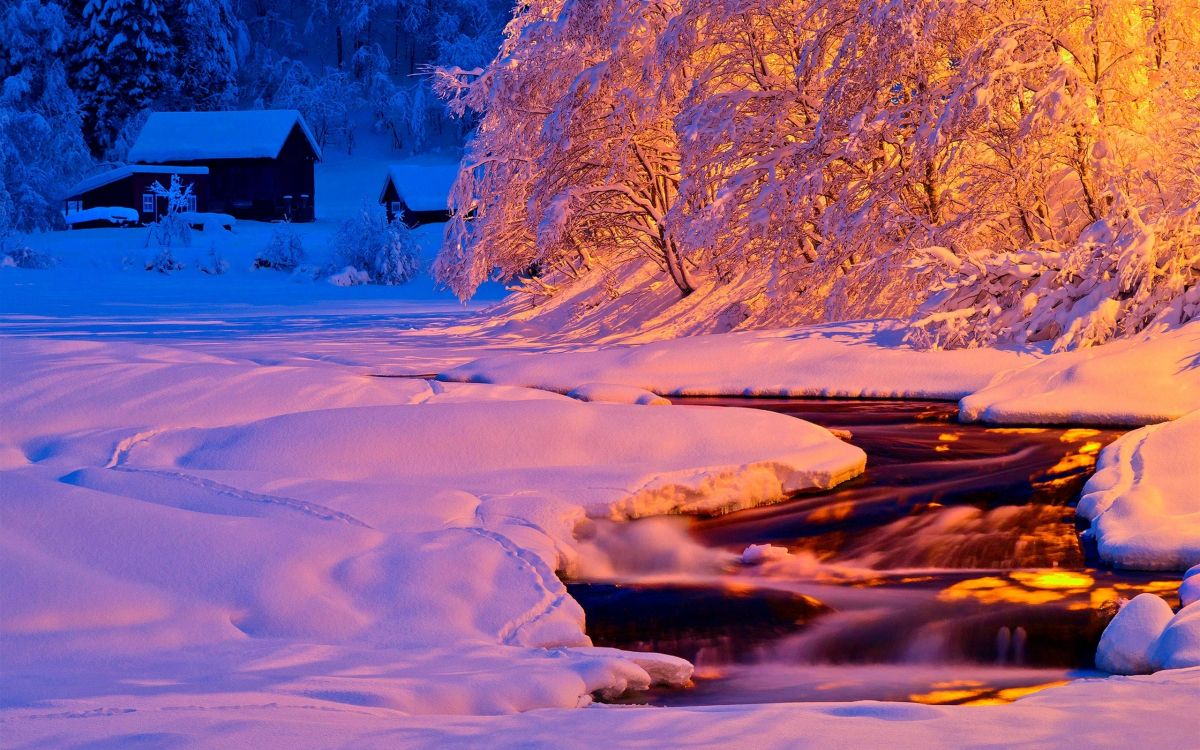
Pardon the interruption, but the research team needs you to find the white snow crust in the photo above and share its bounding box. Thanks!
[566,382,671,406]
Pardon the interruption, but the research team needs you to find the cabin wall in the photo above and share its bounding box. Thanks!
[129,173,208,220]
[73,178,134,215]
[379,179,450,228]
[277,127,317,222]
[69,172,208,224]
[128,122,318,222]
[382,182,401,222]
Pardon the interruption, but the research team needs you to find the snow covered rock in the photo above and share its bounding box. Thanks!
[1181,566,1200,608]
[741,544,791,565]
[1095,594,1176,674]
[1151,602,1200,671]
[567,382,671,406]
[1078,409,1200,571]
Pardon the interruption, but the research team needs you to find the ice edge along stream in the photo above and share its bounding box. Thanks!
[565,398,1179,707]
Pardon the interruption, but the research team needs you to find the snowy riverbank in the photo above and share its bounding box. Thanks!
[2,293,1198,746]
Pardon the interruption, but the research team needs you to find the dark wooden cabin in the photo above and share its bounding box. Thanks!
[379,164,456,228]
[127,110,321,222]
[62,165,209,227]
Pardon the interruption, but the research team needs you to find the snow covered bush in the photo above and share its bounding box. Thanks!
[909,201,1200,351]
[1,243,56,269]
[328,205,419,285]
[145,247,183,274]
[197,245,229,275]
[256,221,306,271]
[144,175,193,249]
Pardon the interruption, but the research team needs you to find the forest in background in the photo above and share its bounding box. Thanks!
[436,0,1200,350]
[1,0,508,232]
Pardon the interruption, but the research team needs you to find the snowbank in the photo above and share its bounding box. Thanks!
[960,322,1200,425]
[1078,410,1200,571]
[443,318,1200,428]
[118,399,864,520]
[441,320,1037,400]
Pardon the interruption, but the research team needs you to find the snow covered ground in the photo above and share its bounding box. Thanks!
[442,320,1039,400]
[0,291,874,744]
[2,296,1198,746]
[441,320,1200,573]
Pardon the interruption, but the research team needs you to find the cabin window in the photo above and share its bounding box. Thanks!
[142,194,155,213]
[66,200,82,214]
[187,195,197,212]
[390,201,403,217]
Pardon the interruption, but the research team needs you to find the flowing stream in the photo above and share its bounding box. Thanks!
[566,398,1179,707]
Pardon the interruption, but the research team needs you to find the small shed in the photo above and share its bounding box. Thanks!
[63,165,209,226]
[378,164,457,228]
[128,110,322,222]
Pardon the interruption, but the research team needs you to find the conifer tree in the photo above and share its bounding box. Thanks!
[75,0,174,155]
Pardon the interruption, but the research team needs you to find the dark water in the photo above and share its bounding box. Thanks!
[567,398,1178,706]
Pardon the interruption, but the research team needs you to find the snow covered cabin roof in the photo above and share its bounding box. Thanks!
[127,110,322,163]
[66,165,210,198]
[379,163,459,212]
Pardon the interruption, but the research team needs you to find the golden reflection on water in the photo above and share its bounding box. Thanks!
[909,679,1071,706]
[938,570,1179,609]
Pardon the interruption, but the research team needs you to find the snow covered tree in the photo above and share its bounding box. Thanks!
[167,0,243,110]
[329,204,419,285]
[0,0,92,231]
[145,174,193,249]
[75,0,175,155]
[433,0,1199,345]
[909,0,1200,349]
